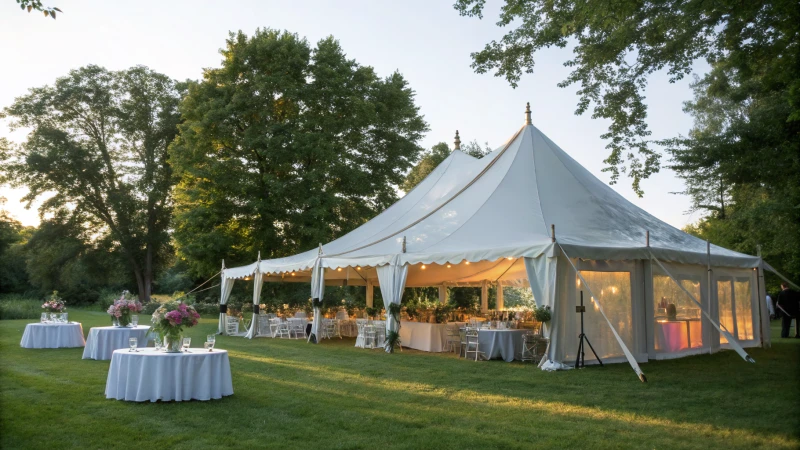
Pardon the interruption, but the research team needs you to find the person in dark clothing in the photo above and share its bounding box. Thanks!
[775,282,800,338]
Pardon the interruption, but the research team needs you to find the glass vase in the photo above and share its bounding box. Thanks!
[117,313,132,327]
[163,333,183,353]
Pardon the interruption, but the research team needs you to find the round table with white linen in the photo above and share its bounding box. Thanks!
[478,329,529,362]
[20,322,85,349]
[105,348,233,402]
[82,325,151,360]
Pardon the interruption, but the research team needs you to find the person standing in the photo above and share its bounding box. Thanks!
[775,282,800,338]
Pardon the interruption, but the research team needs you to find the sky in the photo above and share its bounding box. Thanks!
[0,0,707,229]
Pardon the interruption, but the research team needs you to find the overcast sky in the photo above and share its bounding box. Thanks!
[1,0,706,229]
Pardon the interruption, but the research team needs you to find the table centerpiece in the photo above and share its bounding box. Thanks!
[151,302,200,352]
[107,291,142,327]
[42,291,66,315]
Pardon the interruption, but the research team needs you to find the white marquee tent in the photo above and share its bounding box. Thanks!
[219,105,775,379]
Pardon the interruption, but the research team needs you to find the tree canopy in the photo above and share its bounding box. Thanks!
[402,139,491,192]
[0,65,184,302]
[454,0,799,197]
[171,29,428,276]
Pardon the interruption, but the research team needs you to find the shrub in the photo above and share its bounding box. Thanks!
[0,294,41,320]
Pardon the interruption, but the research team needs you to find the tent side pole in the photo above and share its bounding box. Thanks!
[756,245,770,348]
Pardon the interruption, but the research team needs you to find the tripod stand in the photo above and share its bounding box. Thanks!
[575,291,603,368]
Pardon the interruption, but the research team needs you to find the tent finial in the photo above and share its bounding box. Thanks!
[454,130,461,150]
[550,224,555,243]
[525,102,532,125]
[221,259,226,270]
[257,251,261,262]
[646,230,650,247]
[318,243,323,255]
[402,236,407,253]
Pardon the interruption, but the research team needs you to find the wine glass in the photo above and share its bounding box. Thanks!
[206,335,215,351]
[41,312,48,323]
[182,337,191,352]
[61,312,68,323]
[131,315,139,327]
[129,337,138,352]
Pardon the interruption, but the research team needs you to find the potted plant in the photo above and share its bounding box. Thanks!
[151,302,201,352]
[533,305,552,336]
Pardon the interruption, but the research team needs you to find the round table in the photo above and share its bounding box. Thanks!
[478,329,529,362]
[105,348,234,402]
[82,325,151,360]
[20,322,85,349]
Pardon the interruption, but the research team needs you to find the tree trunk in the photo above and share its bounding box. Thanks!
[143,244,153,303]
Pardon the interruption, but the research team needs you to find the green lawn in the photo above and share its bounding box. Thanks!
[1,310,798,449]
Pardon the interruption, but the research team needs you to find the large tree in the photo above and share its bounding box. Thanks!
[171,29,428,275]
[454,0,799,196]
[0,65,184,302]
[402,139,491,192]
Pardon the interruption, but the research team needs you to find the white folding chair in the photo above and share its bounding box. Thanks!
[464,327,483,361]
[288,318,306,339]
[355,320,367,348]
[445,324,461,353]
[270,318,290,339]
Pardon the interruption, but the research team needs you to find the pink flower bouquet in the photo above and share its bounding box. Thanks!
[107,291,142,327]
[151,302,201,352]
[42,291,66,313]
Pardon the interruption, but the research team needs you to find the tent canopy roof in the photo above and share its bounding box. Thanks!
[224,122,759,281]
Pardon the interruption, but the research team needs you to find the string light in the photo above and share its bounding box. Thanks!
[291,272,296,276]
[356,266,362,271]
[337,267,342,272]
[507,257,513,260]
[421,265,427,270]
[446,264,451,268]
[465,261,470,265]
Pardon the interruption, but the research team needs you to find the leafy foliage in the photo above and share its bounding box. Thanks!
[0,65,185,302]
[453,0,800,196]
[401,139,491,192]
[16,0,61,19]
[171,29,428,276]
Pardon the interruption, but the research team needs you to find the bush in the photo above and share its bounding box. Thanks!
[0,294,42,320]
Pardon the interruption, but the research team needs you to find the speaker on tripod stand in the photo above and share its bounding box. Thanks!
[575,290,603,369]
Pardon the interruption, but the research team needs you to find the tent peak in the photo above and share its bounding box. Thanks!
[454,130,461,150]
[525,102,532,125]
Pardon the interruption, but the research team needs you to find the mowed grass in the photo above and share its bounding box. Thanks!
[1,310,798,449]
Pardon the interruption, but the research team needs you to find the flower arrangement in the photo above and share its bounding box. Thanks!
[151,301,200,352]
[42,291,66,313]
[106,291,142,327]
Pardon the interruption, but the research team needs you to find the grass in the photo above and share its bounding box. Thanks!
[1,309,798,449]
[0,295,41,320]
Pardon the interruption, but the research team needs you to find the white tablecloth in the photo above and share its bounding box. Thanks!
[20,323,85,349]
[399,321,451,352]
[82,325,151,360]
[478,329,529,362]
[105,348,233,402]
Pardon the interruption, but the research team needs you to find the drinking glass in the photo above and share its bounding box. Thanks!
[204,342,212,351]
[182,337,191,352]
[41,312,48,323]
[131,315,139,327]
[61,313,68,323]
[50,313,58,322]
[129,337,138,351]
[154,336,162,351]
[206,335,215,351]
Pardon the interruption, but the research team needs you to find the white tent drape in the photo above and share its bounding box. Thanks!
[377,256,408,353]
[310,258,325,343]
[524,253,558,368]
[245,269,264,339]
[217,275,235,335]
